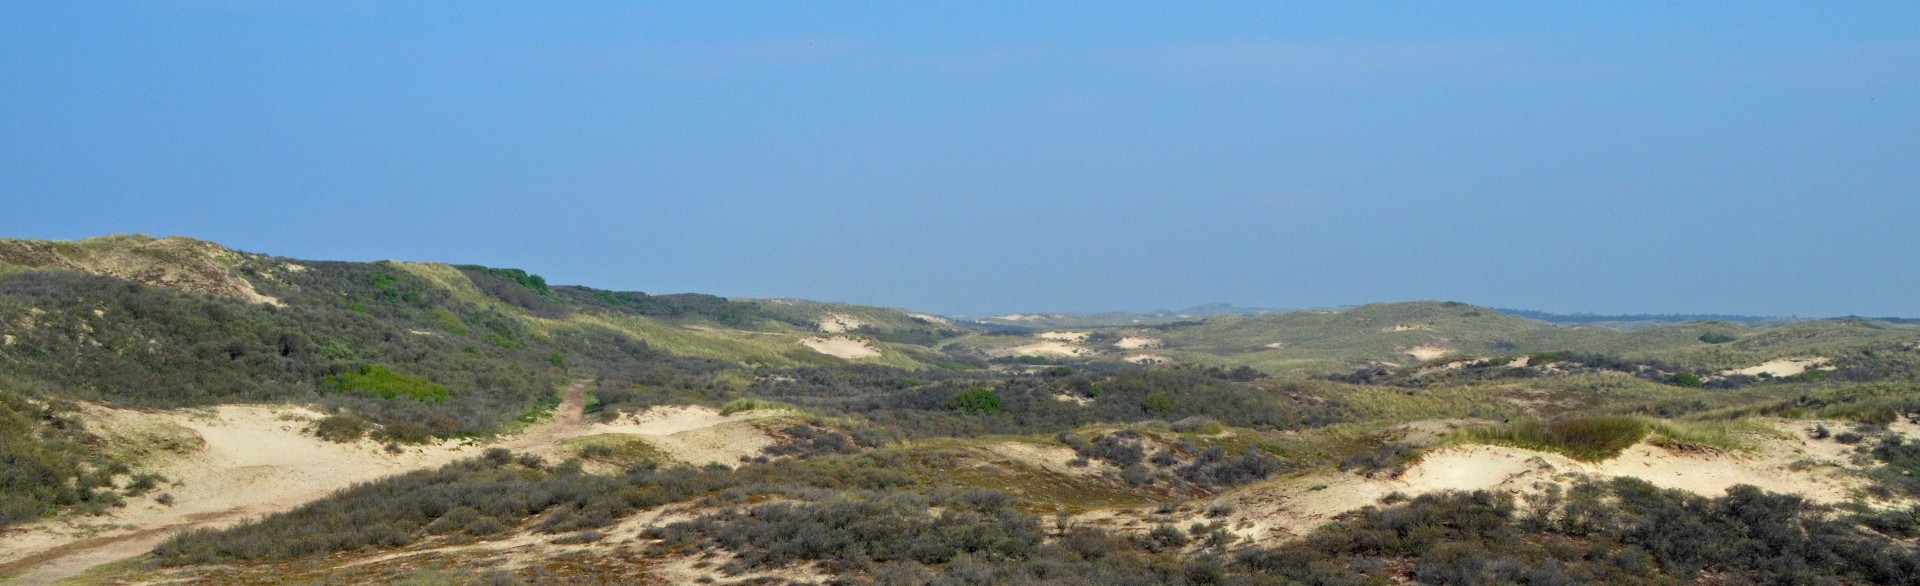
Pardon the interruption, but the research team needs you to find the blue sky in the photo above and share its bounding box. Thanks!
[4,3,1916,316]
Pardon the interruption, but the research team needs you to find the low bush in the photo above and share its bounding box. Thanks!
[1461,416,1649,461]
[311,414,369,443]
[327,365,449,402]
[942,388,1002,414]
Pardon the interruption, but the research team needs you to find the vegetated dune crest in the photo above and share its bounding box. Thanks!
[906,312,952,325]
[799,335,880,359]
[1198,418,1888,545]
[0,235,282,306]
[814,313,866,333]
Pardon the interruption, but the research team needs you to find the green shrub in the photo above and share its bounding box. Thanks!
[1462,417,1649,461]
[312,414,369,443]
[1698,333,1738,344]
[720,398,796,415]
[1667,372,1703,387]
[328,366,449,402]
[1169,416,1222,435]
[943,388,1002,414]
[1142,391,1174,415]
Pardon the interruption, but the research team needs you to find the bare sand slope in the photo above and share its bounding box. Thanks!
[586,405,787,467]
[1007,340,1092,358]
[800,336,880,359]
[1724,357,1830,378]
[1038,331,1089,342]
[0,381,623,585]
[1206,419,1878,545]
[1403,346,1451,361]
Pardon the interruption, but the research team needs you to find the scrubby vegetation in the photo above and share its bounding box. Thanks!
[12,236,1920,582]
[1246,479,1920,584]
[0,380,140,526]
[1460,417,1652,461]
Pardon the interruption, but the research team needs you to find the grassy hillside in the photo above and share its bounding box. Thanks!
[0,235,966,441]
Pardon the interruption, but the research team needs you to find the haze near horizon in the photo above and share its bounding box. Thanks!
[4,3,1916,316]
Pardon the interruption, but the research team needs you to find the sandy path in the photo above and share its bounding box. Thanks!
[0,381,595,586]
[502,380,589,453]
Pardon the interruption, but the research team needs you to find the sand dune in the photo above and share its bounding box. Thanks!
[801,335,880,359]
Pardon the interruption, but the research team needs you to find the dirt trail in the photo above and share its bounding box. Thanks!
[1,381,597,586]
[502,379,589,453]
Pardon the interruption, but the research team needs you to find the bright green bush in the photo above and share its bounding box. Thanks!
[328,366,449,402]
[943,388,1002,413]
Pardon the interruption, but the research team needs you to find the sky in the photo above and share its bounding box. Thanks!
[3,3,1917,317]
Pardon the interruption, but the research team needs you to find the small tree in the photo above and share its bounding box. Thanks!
[1667,373,1703,388]
[1142,391,1174,414]
[944,388,1002,413]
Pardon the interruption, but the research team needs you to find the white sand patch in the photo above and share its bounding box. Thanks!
[800,335,881,359]
[1404,346,1451,361]
[1262,342,1287,350]
[1508,355,1531,368]
[1114,336,1161,349]
[1038,331,1089,342]
[1204,419,1871,546]
[815,313,867,333]
[1007,340,1092,358]
[978,441,1104,477]
[579,405,789,468]
[1124,354,1171,365]
[992,313,1042,321]
[1724,357,1831,378]
[1053,393,1094,406]
[1383,324,1431,332]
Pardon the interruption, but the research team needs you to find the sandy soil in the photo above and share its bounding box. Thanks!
[1198,418,1883,545]
[1261,342,1287,350]
[1124,354,1171,365]
[1384,324,1431,332]
[1724,357,1831,377]
[1114,336,1161,350]
[0,399,498,586]
[1053,393,1094,405]
[1008,341,1093,358]
[978,441,1104,478]
[814,313,866,333]
[800,335,880,359]
[0,381,785,585]
[1403,346,1451,361]
[1038,331,1089,342]
[586,405,785,467]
